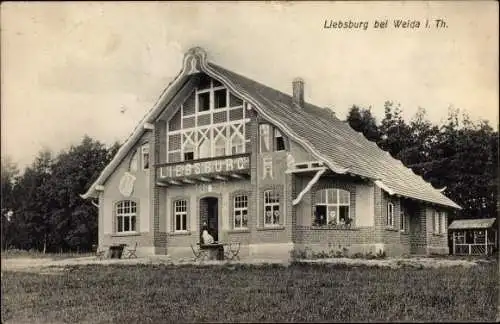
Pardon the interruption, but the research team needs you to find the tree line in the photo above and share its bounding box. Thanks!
[1,103,498,252]
[1,136,120,252]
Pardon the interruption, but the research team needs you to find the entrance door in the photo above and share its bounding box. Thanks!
[199,197,219,242]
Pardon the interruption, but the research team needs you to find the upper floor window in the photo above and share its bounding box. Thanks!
[174,199,188,232]
[274,129,285,151]
[264,190,280,226]
[166,75,249,163]
[260,123,287,153]
[314,189,350,226]
[141,144,149,170]
[386,202,395,228]
[116,200,137,233]
[234,195,248,229]
[260,124,271,153]
[129,150,138,172]
[214,89,227,109]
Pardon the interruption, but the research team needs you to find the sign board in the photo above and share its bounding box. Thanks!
[160,156,250,179]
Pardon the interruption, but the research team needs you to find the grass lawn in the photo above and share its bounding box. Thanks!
[1,261,497,323]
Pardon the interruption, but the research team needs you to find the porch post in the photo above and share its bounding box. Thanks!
[452,231,456,255]
[485,229,488,255]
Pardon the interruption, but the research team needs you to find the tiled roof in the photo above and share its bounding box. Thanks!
[82,47,461,209]
[448,218,496,230]
[208,63,461,209]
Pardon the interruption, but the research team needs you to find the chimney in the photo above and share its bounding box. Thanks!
[292,77,304,108]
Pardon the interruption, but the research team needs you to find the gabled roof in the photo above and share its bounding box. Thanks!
[81,47,461,209]
[448,218,496,230]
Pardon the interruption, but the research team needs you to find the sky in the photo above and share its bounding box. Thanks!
[1,1,498,170]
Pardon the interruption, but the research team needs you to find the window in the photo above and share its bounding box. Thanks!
[174,200,188,231]
[440,211,447,234]
[116,200,137,233]
[231,136,244,155]
[259,124,271,153]
[214,136,226,157]
[129,150,138,172]
[198,137,211,159]
[141,145,149,170]
[400,207,408,232]
[473,230,485,244]
[264,190,280,226]
[433,210,440,234]
[274,128,285,151]
[314,189,350,226]
[386,202,395,228]
[234,195,248,229]
[214,89,227,109]
[198,92,210,112]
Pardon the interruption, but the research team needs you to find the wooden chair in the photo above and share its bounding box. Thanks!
[123,242,138,259]
[191,244,209,262]
[224,242,241,261]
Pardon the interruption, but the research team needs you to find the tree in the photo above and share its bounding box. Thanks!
[346,105,381,142]
[3,135,120,253]
[378,101,413,159]
[1,156,19,250]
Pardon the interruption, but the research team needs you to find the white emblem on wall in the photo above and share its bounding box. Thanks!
[119,172,136,197]
[262,156,273,180]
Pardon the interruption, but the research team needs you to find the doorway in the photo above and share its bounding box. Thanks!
[199,197,219,243]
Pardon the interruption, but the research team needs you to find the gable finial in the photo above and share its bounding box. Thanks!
[183,47,208,75]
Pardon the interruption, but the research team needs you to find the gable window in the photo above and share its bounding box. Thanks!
[214,136,226,157]
[141,145,149,170]
[264,190,280,226]
[314,189,350,226]
[234,195,248,229]
[259,124,271,153]
[386,202,395,228]
[116,200,137,233]
[174,200,188,232]
[198,92,210,112]
[214,89,227,109]
[274,128,285,151]
[231,136,245,155]
[129,150,138,172]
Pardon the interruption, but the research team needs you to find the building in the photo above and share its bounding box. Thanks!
[81,47,461,260]
[449,218,497,256]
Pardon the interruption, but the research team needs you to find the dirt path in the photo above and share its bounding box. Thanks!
[2,255,490,274]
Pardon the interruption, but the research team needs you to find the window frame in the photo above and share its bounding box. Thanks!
[439,211,447,234]
[233,194,249,229]
[263,190,280,227]
[115,200,138,234]
[141,144,150,170]
[386,202,395,228]
[313,188,351,226]
[274,128,286,151]
[259,124,271,153]
[433,210,440,234]
[173,199,188,232]
[399,206,409,233]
